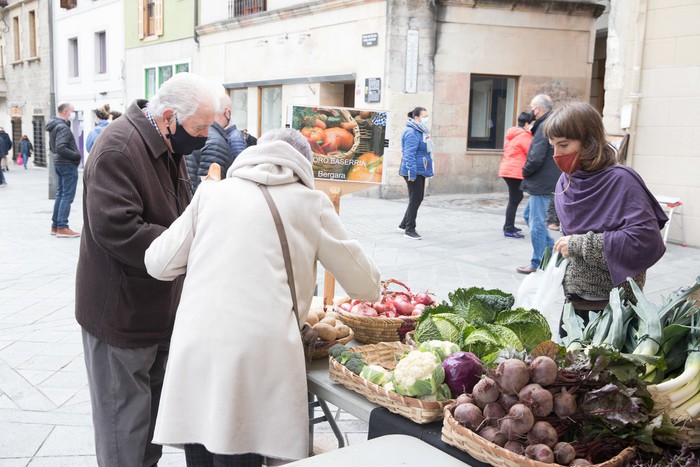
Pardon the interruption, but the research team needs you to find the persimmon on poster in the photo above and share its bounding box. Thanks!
[289,105,388,183]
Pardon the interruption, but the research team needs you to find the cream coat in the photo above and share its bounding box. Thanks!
[144,141,381,461]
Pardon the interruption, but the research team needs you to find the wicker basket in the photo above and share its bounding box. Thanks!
[441,404,636,467]
[655,417,700,448]
[313,109,361,175]
[356,119,373,155]
[336,307,418,344]
[311,327,354,360]
[328,341,451,424]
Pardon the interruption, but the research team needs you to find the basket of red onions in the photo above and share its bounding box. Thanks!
[335,279,434,344]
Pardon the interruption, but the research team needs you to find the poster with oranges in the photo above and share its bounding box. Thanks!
[289,105,388,184]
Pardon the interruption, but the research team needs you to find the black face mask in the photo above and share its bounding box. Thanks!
[530,110,538,122]
[166,117,207,155]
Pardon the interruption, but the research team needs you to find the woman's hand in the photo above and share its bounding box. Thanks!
[554,235,571,258]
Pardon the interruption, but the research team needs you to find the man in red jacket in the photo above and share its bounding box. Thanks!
[76,73,219,467]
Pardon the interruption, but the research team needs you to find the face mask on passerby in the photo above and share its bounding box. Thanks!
[420,116,430,128]
[553,151,581,174]
[166,114,207,155]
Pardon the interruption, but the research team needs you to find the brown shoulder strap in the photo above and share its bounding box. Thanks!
[258,184,301,328]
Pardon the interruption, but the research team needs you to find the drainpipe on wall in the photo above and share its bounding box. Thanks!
[193,0,199,48]
[622,0,648,168]
[48,0,57,199]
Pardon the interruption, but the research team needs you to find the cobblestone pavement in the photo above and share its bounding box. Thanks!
[1,165,698,466]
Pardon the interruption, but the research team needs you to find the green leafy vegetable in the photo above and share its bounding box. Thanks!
[414,313,466,343]
[418,340,460,361]
[462,324,523,358]
[360,364,391,386]
[494,308,552,351]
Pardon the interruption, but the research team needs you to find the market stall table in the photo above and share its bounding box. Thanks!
[286,434,472,466]
[306,357,489,466]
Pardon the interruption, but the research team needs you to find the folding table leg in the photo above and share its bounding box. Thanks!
[664,206,675,245]
[308,392,345,455]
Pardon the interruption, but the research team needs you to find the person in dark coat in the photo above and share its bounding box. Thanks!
[517,94,562,274]
[242,129,257,147]
[19,135,33,169]
[225,123,247,161]
[75,73,219,467]
[0,127,12,173]
[188,92,236,193]
[47,103,82,237]
[185,149,201,194]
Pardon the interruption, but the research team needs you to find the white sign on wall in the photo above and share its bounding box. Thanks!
[405,30,419,93]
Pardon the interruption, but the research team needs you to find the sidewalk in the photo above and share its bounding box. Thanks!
[1,165,698,466]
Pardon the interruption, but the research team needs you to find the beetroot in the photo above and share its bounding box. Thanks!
[499,393,519,411]
[472,377,500,408]
[478,425,507,447]
[455,393,474,405]
[498,403,534,440]
[527,421,558,448]
[525,444,554,463]
[554,442,576,465]
[519,383,554,417]
[553,388,577,418]
[530,356,558,386]
[483,402,506,421]
[504,440,525,455]
[495,359,530,395]
[453,403,484,431]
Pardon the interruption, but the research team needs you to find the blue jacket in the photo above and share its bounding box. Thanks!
[0,130,12,157]
[86,120,109,152]
[225,125,247,159]
[399,126,433,180]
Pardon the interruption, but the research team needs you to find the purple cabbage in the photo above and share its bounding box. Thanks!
[442,351,483,397]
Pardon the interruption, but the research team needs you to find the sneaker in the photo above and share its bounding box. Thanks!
[547,223,560,231]
[56,227,81,238]
[50,227,57,235]
[397,225,405,232]
[404,230,422,240]
[504,231,524,239]
[514,227,523,232]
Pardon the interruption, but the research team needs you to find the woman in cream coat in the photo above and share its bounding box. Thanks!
[145,129,381,466]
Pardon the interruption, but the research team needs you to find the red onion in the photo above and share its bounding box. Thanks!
[414,292,434,305]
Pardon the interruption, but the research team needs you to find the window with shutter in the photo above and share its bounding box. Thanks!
[154,0,163,37]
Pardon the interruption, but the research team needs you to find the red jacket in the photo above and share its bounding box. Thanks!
[498,126,532,180]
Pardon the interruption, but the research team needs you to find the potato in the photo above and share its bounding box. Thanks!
[325,311,339,319]
[312,322,337,341]
[334,324,351,339]
[320,316,336,327]
[315,310,326,321]
[305,313,319,326]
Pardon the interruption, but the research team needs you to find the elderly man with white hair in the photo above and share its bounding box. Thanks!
[144,128,381,467]
[75,72,219,467]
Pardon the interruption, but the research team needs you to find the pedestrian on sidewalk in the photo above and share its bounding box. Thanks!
[499,111,533,239]
[0,127,12,172]
[398,106,434,240]
[517,94,562,274]
[144,128,380,467]
[195,89,238,191]
[85,103,112,153]
[47,103,82,238]
[75,73,219,467]
[547,102,667,330]
[19,135,33,170]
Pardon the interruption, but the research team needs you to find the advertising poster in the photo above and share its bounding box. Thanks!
[290,105,388,183]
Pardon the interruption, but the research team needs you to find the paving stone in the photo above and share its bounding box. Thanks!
[0,459,31,467]
[0,422,53,458]
[34,425,95,457]
[27,457,96,467]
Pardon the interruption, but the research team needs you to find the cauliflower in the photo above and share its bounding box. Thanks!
[391,350,445,397]
[418,340,461,361]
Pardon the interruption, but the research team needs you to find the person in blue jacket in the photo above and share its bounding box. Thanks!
[398,106,434,240]
[86,104,114,153]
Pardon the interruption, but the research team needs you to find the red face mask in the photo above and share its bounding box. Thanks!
[553,151,581,174]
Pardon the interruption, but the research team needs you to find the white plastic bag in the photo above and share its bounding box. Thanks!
[514,251,569,342]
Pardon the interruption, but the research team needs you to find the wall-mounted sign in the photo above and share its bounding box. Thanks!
[289,105,389,184]
[10,106,22,118]
[365,78,381,103]
[405,29,419,93]
[362,33,378,47]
